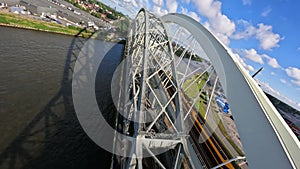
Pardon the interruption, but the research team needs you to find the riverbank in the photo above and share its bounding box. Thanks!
[0,12,93,37]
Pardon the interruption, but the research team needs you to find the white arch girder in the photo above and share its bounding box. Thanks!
[161,13,300,169]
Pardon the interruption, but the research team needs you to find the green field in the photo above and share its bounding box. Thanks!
[0,12,92,37]
[182,72,244,156]
[182,72,209,117]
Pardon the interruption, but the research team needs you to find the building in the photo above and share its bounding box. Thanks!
[9,6,25,14]
[0,3,8,9]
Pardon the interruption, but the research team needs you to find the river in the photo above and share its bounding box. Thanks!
[0,26,124,169]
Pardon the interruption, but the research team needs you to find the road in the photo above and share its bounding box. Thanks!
[19,0,111,28]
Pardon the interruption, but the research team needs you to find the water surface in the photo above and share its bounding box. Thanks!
[0,26,123,169]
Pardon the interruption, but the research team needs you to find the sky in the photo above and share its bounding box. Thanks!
[100,0,300,111]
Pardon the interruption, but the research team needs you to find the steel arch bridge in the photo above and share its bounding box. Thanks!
[112,9,300,169]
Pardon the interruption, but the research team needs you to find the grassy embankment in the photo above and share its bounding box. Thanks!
[182,72,245,156]
[182,72,208,117]
[0,12,92,37]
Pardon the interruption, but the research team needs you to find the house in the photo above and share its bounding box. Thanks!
[0,0,18,6]
[9,6,25,14]
[0,3,8,9]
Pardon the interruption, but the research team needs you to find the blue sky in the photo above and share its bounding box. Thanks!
[100,0,300,110]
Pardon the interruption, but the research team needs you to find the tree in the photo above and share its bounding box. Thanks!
[106,13,116,20]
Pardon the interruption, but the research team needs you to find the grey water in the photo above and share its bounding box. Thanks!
[0,26,124,169]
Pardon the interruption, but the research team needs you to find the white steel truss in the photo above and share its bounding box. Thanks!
[114,8,300,169]
[117,9,197,169]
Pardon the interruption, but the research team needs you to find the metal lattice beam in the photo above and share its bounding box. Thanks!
[118,9,197,169]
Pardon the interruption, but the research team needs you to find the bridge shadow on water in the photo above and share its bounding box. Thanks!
[0,29,124,169]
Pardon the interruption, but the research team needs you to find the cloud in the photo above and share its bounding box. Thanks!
[152,0,163,6]
[242,0,251,5]
[271,72,276,75]
[124,0,236,45]
[261,6,272,17]
[280,79,287,84]
[232,21,282,50]
[116,0,145,14]
[191,0,236,45]
[257,80,300,110]
[131,0,139,8]
[231,50,255,72]
[258,80,281,97]
[267,58,280,68]
[262,55,281,68]
[124,0,143,7]
[166,0,178,13]
[152,5,168,16]
[191,0,221,18]
[285,67,300,87]
[180,7,201,22]
[244,48,264,64]
[151,0,167,16]
[231,20,256,39]
[242,48,281,68]
[267,57,280,68]
[189,11,201,22]
[256,23,281,50]
[291,80,300,86]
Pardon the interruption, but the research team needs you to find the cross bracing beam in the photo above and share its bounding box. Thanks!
[118,9,197,169]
